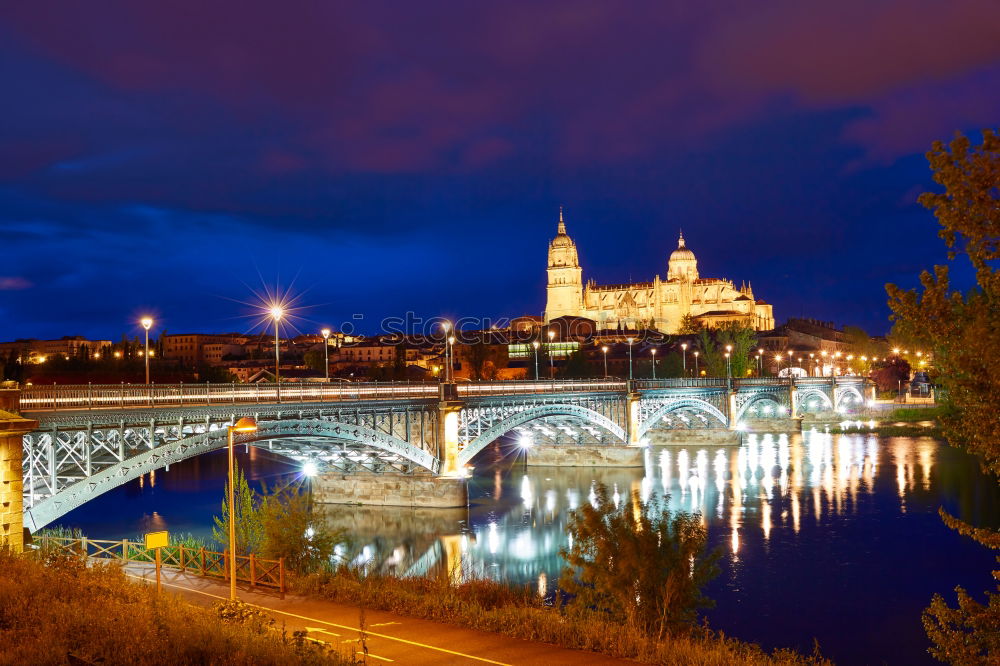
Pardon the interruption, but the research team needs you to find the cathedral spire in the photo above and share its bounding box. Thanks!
[557,206,566,235]
[678,229,685,248]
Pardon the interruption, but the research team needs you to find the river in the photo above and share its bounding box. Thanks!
[52,430,1000,665]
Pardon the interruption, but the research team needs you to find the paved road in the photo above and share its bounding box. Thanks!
[123,563,626,665]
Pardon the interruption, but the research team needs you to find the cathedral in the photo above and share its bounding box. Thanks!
[544,211,774,333]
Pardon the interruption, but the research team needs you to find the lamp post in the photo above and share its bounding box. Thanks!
[725,345,732,378]
[601,345,608,378]
[532,341,540,380]
[141,317,153,384]
[448,335,456,382]
[270,306,283,383]
[693,350,699,377]
[547,330,555,378]
[627,337,634,380]
[681,343,687,376]
[321,328,331,381]
[442,321,452,382]
[226,416,257,601]
[757,350,763,375]
[651,348,657,379]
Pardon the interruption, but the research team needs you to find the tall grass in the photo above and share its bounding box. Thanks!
[295,568,829,665]
[0,549,349,665]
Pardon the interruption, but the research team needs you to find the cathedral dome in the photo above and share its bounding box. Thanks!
[548,209,580,267]
[667,231,698,280]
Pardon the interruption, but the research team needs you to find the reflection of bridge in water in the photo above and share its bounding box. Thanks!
[386,430,946,592]
[0,377,869,536]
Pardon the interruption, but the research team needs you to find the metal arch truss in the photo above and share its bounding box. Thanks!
[22,402,440,531]
[734,388,792,422]
[636,394,730,438]
[457,399,628,467]
[834,385,865,409]
[796,388,834,411]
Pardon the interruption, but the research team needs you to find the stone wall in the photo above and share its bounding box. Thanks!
[525,444,645,467]
[644,429,742,446]
[743,418,803,433]
[313,473,466,508]
[0,387,35,552]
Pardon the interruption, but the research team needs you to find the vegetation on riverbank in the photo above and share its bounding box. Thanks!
[0,549,348,665]
[294,568,827,665]
[886,129,1000,662]
[290,484,828,665]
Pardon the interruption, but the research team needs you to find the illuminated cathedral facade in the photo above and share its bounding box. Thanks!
[544,211,775,333]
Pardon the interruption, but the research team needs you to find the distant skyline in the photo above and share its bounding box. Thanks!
[2,1,998,340]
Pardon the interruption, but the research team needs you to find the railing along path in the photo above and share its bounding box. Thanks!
[36,535,286,597]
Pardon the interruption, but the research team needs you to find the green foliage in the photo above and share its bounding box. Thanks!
[677,314,702,335]
[212,465,263,555]
[259,485,341,574]
[559,484,720,639]
[696,324,755,377]
[297,567,826,665]
[885,130,1000,664]
[0,550,346,664]
[303,349,327,373]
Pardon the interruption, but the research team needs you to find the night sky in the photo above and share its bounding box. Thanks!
[2,2,999,340]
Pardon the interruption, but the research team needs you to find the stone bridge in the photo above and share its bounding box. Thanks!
[0,377,870,539]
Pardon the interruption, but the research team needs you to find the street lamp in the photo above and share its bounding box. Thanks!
[681,343,688,376]
[725,352,731,378]
[627,338,634,380]
[321,328,331,381]
[693,350,699,377]
[448,335,456,382]
[650,348,657,379]
[532,340,540,380]
[442,322,452,382]
[226,416,257,601]
[601,345,609,378]
[547,330,555,378]
[270,306,283,383]
[141,317,153,384]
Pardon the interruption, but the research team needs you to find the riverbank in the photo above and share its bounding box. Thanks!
[293,569,830,665]
[812,406,943,437]
[0,550,346,665]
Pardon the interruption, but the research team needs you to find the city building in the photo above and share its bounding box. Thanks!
[544,211,774,333]
[0,337,112,362]
[162,333,250,366]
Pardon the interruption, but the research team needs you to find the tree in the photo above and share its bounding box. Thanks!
[715,322,756,378]
[212,465,263,555]
[886,130,1000,663]
[677,314,702,335]
[559,484,720,639]
[559,350,592,378]
[259,486,340,574]
[303,349,326,373]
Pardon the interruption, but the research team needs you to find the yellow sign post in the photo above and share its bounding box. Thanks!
[144,531,169,594]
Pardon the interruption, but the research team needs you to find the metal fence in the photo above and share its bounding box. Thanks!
[456,379,627,396]
[36,535,285,596]
[20,381,440,412]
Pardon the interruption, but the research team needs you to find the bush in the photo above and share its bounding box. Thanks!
[0,549,348,665]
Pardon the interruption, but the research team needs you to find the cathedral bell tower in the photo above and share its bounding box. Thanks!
[544,208,583,322]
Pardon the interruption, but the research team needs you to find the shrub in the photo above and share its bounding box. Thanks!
[0,549,348,665]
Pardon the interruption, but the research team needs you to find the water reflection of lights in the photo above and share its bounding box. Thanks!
[370,433,935,594]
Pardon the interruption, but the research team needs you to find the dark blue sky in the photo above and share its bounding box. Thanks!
[2,1,999,340]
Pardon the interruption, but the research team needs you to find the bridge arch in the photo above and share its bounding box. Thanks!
[834,385,865,410]
[735,394,787,423]
[457,404,626,467]
[797,388,834,412]
[23,418,436,532]
[638,398,728,438]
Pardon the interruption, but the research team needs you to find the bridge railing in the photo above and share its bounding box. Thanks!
[19,381,440,412]
[456,379,627,396]
[633,378,729,389]
[35,534,286,596]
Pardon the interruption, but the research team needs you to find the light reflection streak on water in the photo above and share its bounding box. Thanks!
[371,432,932,591]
